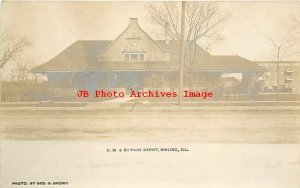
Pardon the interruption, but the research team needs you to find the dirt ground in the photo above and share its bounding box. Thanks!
[1,107,300,143]
[1,107,300,188]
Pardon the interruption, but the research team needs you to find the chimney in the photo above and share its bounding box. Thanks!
[165,22,170,45]
[129,18,138,25]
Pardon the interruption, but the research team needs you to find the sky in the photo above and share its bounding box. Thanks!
[1,1,300,78]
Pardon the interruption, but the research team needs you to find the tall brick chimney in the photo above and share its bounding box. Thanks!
[129,18,138,25]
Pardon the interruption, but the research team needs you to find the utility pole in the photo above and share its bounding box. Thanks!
[178,1,186,106]
[276,46,280,104]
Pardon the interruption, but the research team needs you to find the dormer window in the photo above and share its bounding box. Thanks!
[124,53,145,61]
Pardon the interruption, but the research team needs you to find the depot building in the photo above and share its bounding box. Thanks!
[32,18,266,95]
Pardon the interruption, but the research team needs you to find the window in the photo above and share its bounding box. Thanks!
[124,53,145,61]
[131,54,139,61]
[139,54,144,61]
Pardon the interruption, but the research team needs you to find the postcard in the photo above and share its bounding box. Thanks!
[1,1,300,188]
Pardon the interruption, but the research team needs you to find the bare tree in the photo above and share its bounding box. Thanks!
[9,69,16,82]
[262,27,298,103]
[292,15,300,46]
[148,2,230,88]
[0,31,32,68]
[263,32,297,61]
[15,62,31,82]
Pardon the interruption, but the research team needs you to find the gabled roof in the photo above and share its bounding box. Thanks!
[195,55,265,71]
[31,40,265,73]
[103,18,165,53]
[32,40,112,72]
[31,17,266,73]
[156,40,211,63]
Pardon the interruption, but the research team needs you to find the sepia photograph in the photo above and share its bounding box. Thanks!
[1,1,300,188]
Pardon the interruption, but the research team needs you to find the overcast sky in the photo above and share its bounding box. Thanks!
[1,1,300,76]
